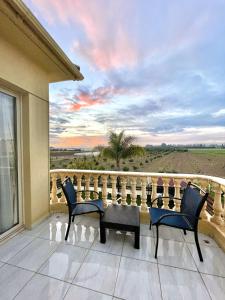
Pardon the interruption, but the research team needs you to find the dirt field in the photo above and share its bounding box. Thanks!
[50,149,225,178]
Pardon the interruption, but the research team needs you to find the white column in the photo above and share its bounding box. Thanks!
[51,174,58,204]
[76,174,82,202]
[141,176,148,211]
[93,175,99,200]
[101,175,108,207]
[121,177,127,205]
[131,177,137,206]
[174,179,181,211]
[151,177,158,207]
[162,177,170,209]
[111,176,117,205]
[211,184,223,225]
[85,175,90,201]
[60,174,66,203]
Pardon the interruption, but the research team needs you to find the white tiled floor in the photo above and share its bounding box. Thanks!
[0,213,225,300]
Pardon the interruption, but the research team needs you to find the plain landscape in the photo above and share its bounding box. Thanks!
[50,148,225,178]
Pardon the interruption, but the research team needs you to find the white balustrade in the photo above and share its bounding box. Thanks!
[50,169,225,229]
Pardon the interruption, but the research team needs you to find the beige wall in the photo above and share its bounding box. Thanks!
[0,3,50,229]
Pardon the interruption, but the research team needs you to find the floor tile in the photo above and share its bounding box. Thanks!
[92,230,124,255]
[14,273,70,300]
[73,250,120,295]
[23,218,52,237]
[154,226,185,242]
[187,243,225,276]
[65,285,112,300]
[0,233,34,262]
[184,232,219,247]
[114,257,161,300]
[140,224,154,237]
[8,238,58,272]
[38,221,67,242]
[157,238,197,271]
[64,224,98,248]
[202,273,225,300]
[122,235,156,262]
[39,244,88,282]
[79,216,100,228]
[0,261,4,268]
[159,264,210,300]
[0,264,34,300]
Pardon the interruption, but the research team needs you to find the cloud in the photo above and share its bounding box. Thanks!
[212,108,225,118]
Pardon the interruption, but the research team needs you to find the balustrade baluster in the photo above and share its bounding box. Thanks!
[131,177,137,206]
[111,176,117,204]
[101,175,108,207]
[162,178,169,209]
[76,175,82,202]
[174,179,181,211]
[121,177,127,205]
[199,180,209,220]
[60,174,66,203]
[151,177,158,207]
[211,183,223,225]
[141,176,148,211]
[85,175,90,201]
[51,174,58,204]
[93,175,99,200]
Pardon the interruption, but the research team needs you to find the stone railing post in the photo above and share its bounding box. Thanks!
[141,176,148,211]
[101,175,108,207]
[211,183,223,225]
[111,175,117,205]
[174,179,181,211]
[76,174,82,202]
[60,174,66,203]
[51,174,58,204]
[85,175,90,201]
[162,178,170,209]
[199,180,209,220]
[121,177,127,205]
[151,177,158,207]
[93,175,99,200]
[131,177,137,206]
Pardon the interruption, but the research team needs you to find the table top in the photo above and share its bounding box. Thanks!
[101,204,140,227]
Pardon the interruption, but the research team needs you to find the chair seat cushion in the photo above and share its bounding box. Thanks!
[72,199,104,215]
[149,207,193,230]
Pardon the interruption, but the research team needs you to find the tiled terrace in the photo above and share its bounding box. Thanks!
[0,213,225,300]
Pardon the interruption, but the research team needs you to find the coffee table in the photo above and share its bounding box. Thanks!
[100,205,140,249]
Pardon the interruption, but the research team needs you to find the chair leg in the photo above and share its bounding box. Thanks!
[183,229,187,235]
[149,220,152,230]
[155,225,159,259]
[65,215,71,241]
[72,215,75,222]
[194,230,203,262]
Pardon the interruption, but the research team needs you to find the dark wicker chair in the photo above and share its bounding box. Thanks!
[61,177,104,240]
[149,182,208,261]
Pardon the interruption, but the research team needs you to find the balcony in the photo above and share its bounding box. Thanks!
[1,169,225,299]
[0,212,225,299]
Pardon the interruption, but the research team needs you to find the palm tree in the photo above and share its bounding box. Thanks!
[97,131,145,170]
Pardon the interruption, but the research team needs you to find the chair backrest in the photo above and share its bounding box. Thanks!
[61,178,77,211]
[180,182,208,228]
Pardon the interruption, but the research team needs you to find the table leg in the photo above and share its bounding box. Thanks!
[100,224,106,243]
[134,228,140,249]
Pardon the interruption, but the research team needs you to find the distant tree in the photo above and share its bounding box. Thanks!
[96,131,145,170]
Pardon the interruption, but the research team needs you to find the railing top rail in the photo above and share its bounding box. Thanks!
[50,169,225,189]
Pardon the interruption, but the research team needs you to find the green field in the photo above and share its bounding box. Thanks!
[188,148,225,155]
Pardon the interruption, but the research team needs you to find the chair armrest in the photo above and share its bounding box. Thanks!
[156,212,199,224]
[77,190,99,196]
[150,196,181,206]
[73,201,104,213]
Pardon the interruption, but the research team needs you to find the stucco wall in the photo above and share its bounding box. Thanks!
[0,4,50,228]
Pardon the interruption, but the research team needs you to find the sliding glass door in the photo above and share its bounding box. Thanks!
[0,91,19,235]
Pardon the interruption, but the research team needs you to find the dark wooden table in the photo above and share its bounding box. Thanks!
[100,205,140,249]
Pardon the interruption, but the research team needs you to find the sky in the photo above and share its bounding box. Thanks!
[24,0,225,148]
